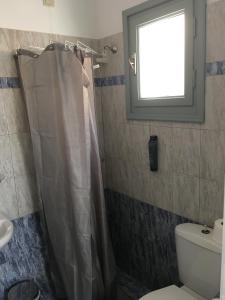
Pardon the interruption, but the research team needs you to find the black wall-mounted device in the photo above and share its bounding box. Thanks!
[149,136,158,172]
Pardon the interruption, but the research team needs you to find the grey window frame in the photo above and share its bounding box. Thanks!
[123,0,206,122]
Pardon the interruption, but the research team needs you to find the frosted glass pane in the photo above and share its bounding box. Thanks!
[138,12,185,99]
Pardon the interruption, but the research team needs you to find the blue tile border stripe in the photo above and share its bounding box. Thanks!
[94,75,125,87]
[206,60,225,76]
[0,77,20,89]
[0,60,225,89]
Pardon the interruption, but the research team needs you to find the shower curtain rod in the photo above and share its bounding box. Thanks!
[15,40,100,57]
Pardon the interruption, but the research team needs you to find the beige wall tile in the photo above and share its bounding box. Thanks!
[207,0,225,62]
[0,91,9,135]
[99,33,124,77]
[10,133,35,177]
[172,174,200,222]
[0,177,18,219]
[125,157,151,204]
[200,129,225,180]
[202,76,225,130]
[0,53,17,77]
[150,172,173,212]
[104,120,123,158]
[94,87,103,125]
[199,178,224,226]
[3,89,29,134]
[102,85,126,126]
[0,135,13,179]
[172,128,200,177]
[127,123,150,164]
[15,175,39,218]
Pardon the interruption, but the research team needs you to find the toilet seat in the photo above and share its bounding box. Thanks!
[140,285,197,300]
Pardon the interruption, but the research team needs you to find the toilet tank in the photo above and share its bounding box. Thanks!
[175,223,222,300]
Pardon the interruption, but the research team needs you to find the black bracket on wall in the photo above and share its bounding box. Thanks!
[149,136,158,172]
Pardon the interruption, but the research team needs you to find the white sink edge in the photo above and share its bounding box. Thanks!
[0,216,14,249]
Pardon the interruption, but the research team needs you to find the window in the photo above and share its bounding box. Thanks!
[123,0,206,122]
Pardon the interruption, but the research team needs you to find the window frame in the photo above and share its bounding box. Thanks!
[123,0,206,122]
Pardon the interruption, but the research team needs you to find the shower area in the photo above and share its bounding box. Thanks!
[0,32,118,300]
[0,0,225,300]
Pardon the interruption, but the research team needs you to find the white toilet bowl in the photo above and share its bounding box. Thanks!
[140,285,198,300]
[139,223,222,300]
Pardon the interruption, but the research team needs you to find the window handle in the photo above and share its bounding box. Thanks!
[129,53,136,75]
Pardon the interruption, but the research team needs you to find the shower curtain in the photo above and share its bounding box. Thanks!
[17,44,115,300]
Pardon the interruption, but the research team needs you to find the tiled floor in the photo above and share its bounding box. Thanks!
[116,270,150,300]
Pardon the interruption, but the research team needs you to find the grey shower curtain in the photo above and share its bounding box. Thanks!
[17,44,115,300]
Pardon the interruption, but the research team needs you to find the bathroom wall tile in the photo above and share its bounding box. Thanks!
[127,119,151,128]
[0,29,16,52]
[0,91,8,135]
[172,128,200,177]
[202,75,225,130]
[15,175,39,218]
[94,87,103,125]
[101,87,116,129]
[94,87,105,161]
[0,177,18,219]
[207,0,225,62]
[199,178,224,226]
[99,33,124,77]
[0,135,13,179]
[150,172,173,212]
[125,158,151,204]
[105,157,129,195]
[150,126,173,173]
[10,133,35,177]
[3,89,29,134]
[128,124,150,164]
[97,121,105,160]
[172,122,201,130]
[200,129,225,180]
[0,53,17,77]
[104,121,123,159]
[102,85,126,125]
[150,121,173,128]
[172,174,200,222]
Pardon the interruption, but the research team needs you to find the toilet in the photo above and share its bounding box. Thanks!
[140,223,222,300]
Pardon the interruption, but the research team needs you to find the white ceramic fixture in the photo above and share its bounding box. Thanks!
[0,213,13,249]
[140,222,222,300]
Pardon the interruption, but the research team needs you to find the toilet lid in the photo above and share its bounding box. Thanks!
[140,285,197,300]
